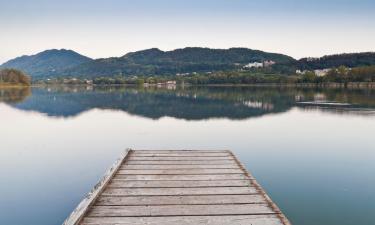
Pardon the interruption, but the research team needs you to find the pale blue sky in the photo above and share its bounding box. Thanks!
[0,0,374,63]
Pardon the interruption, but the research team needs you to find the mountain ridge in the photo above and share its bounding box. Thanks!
[0,49,93,77]
[2,48,375,79]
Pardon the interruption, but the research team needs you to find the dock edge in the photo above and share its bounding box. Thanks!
[227,150,292,225]
[62,148,131,225]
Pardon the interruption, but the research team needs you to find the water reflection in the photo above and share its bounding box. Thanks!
[1,85,374,119]
[1,85,374,225]
[0,87,31,103]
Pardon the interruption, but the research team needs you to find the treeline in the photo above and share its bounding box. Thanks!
[182,71,296,84]
[93,77,167,85]
[300,66,375,83]
[90,72,297,85]
[299,52,375,70]
[39,65,375,86]
[0,69,31,86]
[185,66,375,85]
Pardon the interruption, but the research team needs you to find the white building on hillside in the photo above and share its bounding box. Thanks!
[263,60,276,67]
[314,69,331,77]
[244,62,263,68]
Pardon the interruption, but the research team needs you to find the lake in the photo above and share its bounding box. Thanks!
[0,85,374,225]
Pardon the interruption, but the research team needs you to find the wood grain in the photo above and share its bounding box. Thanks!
[108,179,252,188]
[66,149,291,225]
[95,194,266,206]
[81,215,284,225]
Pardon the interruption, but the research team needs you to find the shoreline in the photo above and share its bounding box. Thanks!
[0,84,31,88]
[28,82,375,89]
[200,82,375,89]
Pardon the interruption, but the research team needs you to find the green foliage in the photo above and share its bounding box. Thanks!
[299,52,375,70]
[0,69,31,86]
[301,71,317,83]
[0,49,92,77]
[43,47,297,78]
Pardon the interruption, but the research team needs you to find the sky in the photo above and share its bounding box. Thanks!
[0,0,374,63]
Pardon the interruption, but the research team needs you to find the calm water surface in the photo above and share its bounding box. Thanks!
[0,86,374,225]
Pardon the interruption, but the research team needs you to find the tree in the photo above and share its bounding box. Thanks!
[301,71,317,83]
[0,69,31,85]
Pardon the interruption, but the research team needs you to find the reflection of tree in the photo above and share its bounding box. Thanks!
[0,87,31,103]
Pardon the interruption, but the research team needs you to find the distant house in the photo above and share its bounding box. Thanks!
[263,60,276,67]
[176,73,190,76]
[306,57,318,62]
[296,69,330,76]
[314,69,331,77]
[243,62,263,69]
[166,80,177,85]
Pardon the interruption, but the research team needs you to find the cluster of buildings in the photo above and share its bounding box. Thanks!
[143,80,177,89]
[296,69,331,77]
[44,78,93,85]
[243,60,276,69]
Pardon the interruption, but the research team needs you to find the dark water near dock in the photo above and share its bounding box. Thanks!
[0,86,374,225]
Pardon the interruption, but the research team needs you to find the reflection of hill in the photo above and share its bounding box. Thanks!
[11,86,296,120]
[7,86,375,120]
[0,87,31,103]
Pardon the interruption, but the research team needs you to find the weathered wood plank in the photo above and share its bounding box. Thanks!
[132,150,229,154]
[113,174,250,181]
[126,160,236,165]
[128,156,233,161]
[108,179,252,188]
[81,215,284,225]
[102,187,258,196]
[117,169,243,175]
[132,153,231,157]
[95,194,266,206]
[121,164,240,169]
[87,204,276,217]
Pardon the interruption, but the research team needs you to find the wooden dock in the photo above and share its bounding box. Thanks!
[64,149,291,225]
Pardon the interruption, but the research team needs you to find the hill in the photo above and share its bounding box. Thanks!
[298,52,375,70]
[55,47,297,77]
[0,49,93,77]
[2,48,375,79]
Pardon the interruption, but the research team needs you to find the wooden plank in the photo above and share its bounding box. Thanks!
[121,164,240,169]
[108,179,252,188]
[132,150,229,154]
[126,160,236,165]
[117,169,244,175]
[113,174,250,181]
[102,187,258,196]
[95,194,266,206]
[87,204,276,217]
[132,153,231,157]
[128,156,233,161]
[81,215,284,225]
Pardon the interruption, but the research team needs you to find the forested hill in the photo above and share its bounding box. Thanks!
[298,52,375,70]
[0,49,93,77]
[61,47,297,77]
[2,48,375,79]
